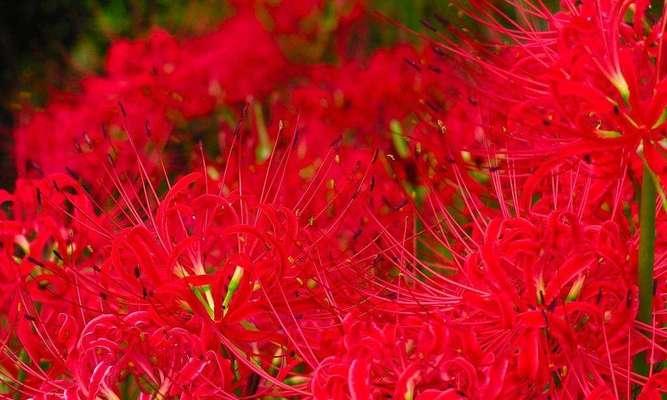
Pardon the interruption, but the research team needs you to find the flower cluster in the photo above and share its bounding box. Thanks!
[5,0,667,398]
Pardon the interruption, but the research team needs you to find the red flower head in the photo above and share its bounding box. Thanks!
[430,0,667,198]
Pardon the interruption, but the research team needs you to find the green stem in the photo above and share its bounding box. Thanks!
[638,163,657,324]
[634,163,657,384]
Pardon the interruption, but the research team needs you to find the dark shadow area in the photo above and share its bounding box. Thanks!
[0,1,92,189]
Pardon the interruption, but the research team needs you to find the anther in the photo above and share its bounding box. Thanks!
[420,18,437,32]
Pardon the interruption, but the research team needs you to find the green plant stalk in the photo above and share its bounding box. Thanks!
[638,163,657,324]
[634,163,657,383]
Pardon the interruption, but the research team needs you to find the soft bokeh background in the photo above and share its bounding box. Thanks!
[0,0,467,190]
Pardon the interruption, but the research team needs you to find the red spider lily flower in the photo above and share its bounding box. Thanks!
[8,114,393,398]
[310,314,508,399]
[13,11,287,192]
[0,175,107,398]
[427,0,667,198]
[70,311,235,399]
[87,178,318,396]
[364,163,660,398]
[13,0,667,397]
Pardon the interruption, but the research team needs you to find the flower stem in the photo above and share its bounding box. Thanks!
[634,163,657,381]
[638,163,656,325]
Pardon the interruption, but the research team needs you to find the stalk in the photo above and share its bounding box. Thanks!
[638,164,657,326]
[634,163,657,382]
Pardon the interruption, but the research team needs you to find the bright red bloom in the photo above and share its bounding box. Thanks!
[9,0,667,398]
[430,0,667,196]
[13,12,287,192]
